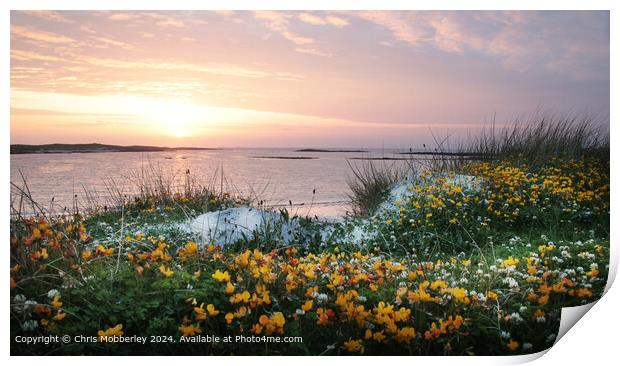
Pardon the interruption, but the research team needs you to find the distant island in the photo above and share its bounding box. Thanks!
[10,143,218,155]
[253,156,318,160]
[295,148,368,153]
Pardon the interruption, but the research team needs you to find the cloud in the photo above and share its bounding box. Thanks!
[298,13,326,25]
[325,15,349,27]
[90,36,135,50]
[76,56,303,80]
[11,25,76,44]
[281,32,314,45]
[106,11,185,28]
[20,10,73,23]
[254,11,316,46]
[295,48,331,57]
[351,11,608,80]
[298,12,350,28]
[355,11,428,46]
[80,25,97,34]
[108,13,139,21]
[11,50,64,62]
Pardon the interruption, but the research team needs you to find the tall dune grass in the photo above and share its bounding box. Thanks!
[464,112,609,165]
[346,160,409,216]
[346,112,609,217]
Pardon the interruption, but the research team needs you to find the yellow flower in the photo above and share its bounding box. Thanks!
[394,327,415,344]
[250,323,263,334]
[51,295,62,308]
[32,228,41,239]
[507,339,519,351]
[225,313,234,324]
[96,245,114,256]
[486,291,498,301]
[501,256,520,268]
[81,250,92,261]
[301,300,313,312]
[232,291,251,304]
[212,269,231,282]
[194,303,207,320]
[372,331,386,343]
[98,324,124,341]
[225,281,235,294]
[178,324,201,337]
[343,338,363,353]
[159,265,174,278]
[207,304,220,317]
[53,311,66,321]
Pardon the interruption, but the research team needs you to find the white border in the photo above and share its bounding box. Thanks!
[3,1,617,365]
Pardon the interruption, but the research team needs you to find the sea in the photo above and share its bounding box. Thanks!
[10,148,429,218]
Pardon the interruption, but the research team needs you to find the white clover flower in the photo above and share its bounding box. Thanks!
[318,293,329,303]
[536,316,546,323]
[510,312,523,323]
[519,306,527,313]
[13,294,26,303]
[500,331,511,339]
[357,296,367,303]
[296,309,305,315]
[22,320,38,331]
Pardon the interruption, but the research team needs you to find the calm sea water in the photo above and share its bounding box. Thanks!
[10,148,422,217]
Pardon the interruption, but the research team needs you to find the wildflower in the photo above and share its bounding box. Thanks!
[343,338,363,353]
[51,295,62,308]
[507,339,519,352]
[178,324,201,337]
[395,327,415,344]
[159,265,174,278]
[98,324,124,341]
[95,245,113,256]
[225,313,234,324]
[225,282,235,294]
[212,269,231,282]
[301,300,313,312]
[81,250,92,261]
[232,291,251,304]
[194,303,207,320]
[207,304,220,317]
[53,311,66,321]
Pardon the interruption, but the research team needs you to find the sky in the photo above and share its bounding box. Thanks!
[10,10,610,148]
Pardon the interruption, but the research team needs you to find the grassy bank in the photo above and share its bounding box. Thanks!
[10,115,610,355]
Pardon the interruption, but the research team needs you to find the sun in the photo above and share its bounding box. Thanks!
[141,99,202,138]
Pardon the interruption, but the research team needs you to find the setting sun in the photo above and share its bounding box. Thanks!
[141,99,202,138]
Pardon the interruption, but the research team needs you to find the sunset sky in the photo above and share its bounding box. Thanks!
[10,10,609,148]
